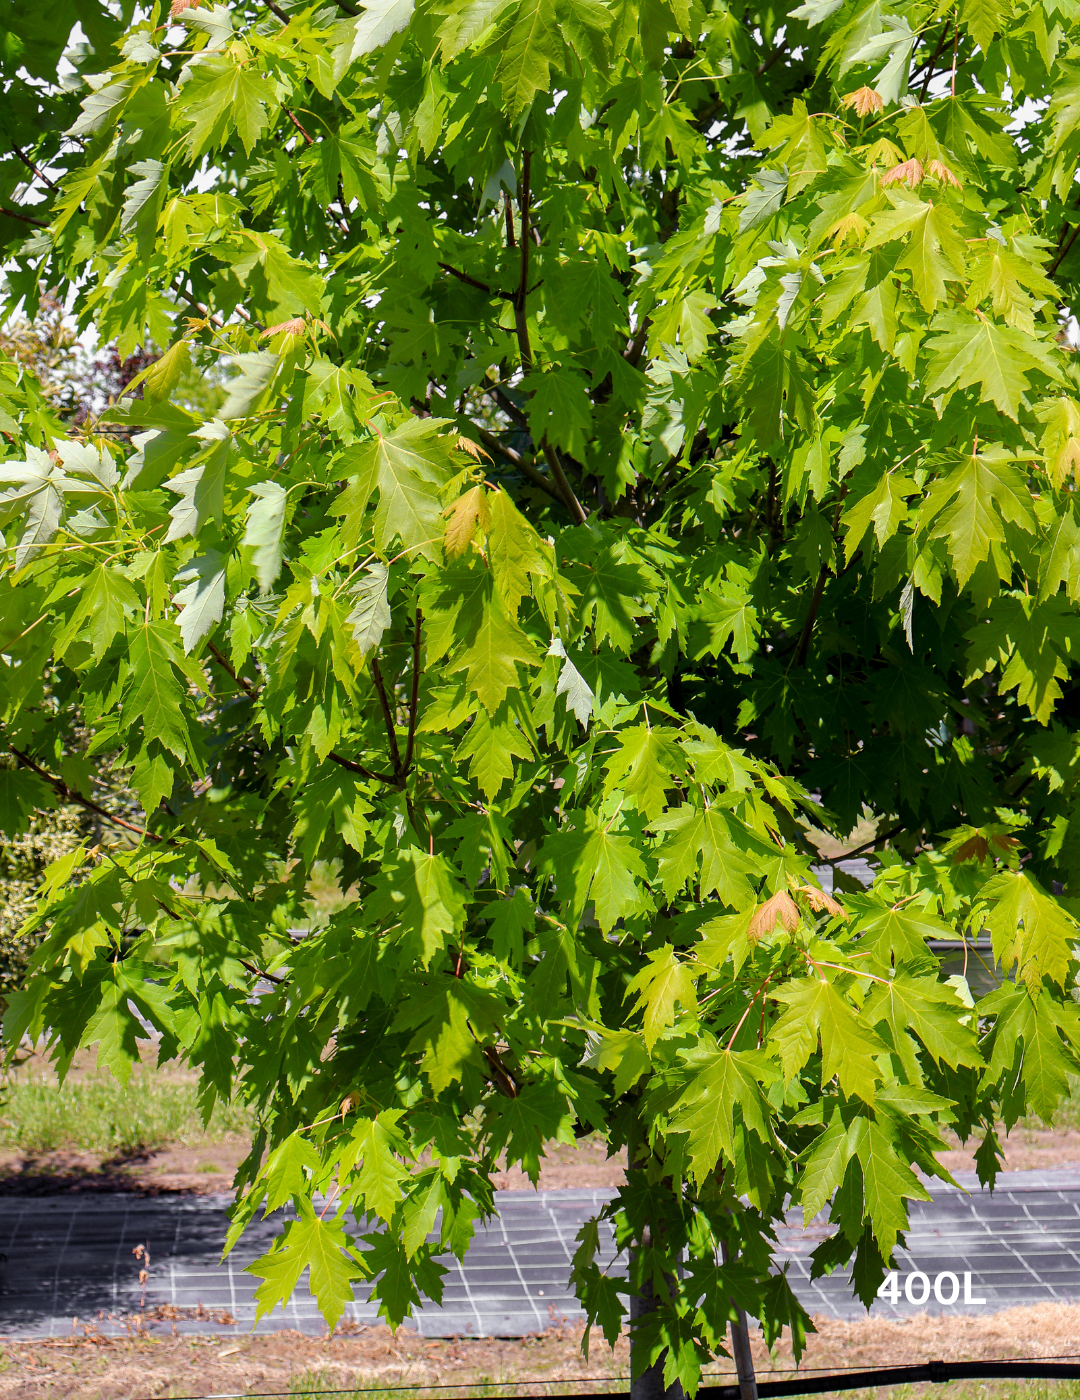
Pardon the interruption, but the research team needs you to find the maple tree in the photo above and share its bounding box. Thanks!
[4,0,1080,1391]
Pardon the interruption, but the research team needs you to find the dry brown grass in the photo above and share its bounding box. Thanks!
[2,1305,1080,1400]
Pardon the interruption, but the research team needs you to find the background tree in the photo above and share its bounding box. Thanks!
[3,0,1080,1395]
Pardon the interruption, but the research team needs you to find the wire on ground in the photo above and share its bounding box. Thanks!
[122,1355,1080,1400]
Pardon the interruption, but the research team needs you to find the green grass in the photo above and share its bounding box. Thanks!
[0,1069,253,1156]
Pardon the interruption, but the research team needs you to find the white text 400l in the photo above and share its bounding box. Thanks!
[877,1272,987,1306]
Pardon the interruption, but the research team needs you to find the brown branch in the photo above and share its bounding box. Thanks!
[624,318,651,368]
[402,608,422,777]
[815,823,907,864]
[370,657,404,776]
[793,567,828,667]
[467,423,562,503]
[239,956,286,985]
[1050,224,1080,278]
[488,384,530,433]
[917,19,953,101]
[437,263,515,300]
[755,41,786,77]
[544,444,588,524]
[327,751,398,785]
[9,746,164,843]
[284,108,313,144]
[514,150,534,371]
[265,0,291,20]
[1,206,48,229]
[10,146,57,191]
[207,641,256,697]
[482,1045,520,1098]
[503,190,517,250]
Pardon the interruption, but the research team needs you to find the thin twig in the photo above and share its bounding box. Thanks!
[239,957,286,985]
[793,567,828,667]
[10,146,57,191]
[514,150,534,372]
[9,746,163,843]
[284,108,313,144]
[327,752,398,785]
[1050,224,1080,277]
[264,0,290,21]
[488,384,530,433]
[402,608,423,777]
[207,642,256,697]
[1,206,48,229]
[544,445,587,523]
[467,423,562,502]
[370,657,404,775]
[918,19,953,102]
[815,823,907,865]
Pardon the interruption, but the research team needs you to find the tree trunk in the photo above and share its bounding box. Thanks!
[720,1238,759,1400]
[630,1250,685,1400]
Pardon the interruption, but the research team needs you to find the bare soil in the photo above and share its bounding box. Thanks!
[1,1304,1079,1400]
[2,1122,1077,1199]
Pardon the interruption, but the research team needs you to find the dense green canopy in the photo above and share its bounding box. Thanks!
[4,0,1080,1387]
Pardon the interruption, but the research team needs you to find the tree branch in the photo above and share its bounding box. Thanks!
[488,384,530,433]
[9,746,164,843]
[284,108,313,144]
[514,150,534,373]
[467,423,563,502]
[917,19,953,101]
[327,752,398,785]
[207,641,257,697]
[793,567,828,668]
[402,608,422,777]
[1,206,48,229]
[370,657,404,775]
[265,0,291,22]
[544,444,588,524]
[438,263,515,301]
[624,318,651,368]
[1050,224,1080,278]
[10,146,57,192]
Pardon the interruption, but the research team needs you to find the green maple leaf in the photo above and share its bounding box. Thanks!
[178,54,275,157]
[847,897,951,971]
[651,806,777,905]
[334,419,454,560]
[450,590,541,714]
[667,1044,771,1181]
[924,311,1060,420]
[865,193,966,312]
[981,869,1077,992]
[391,977,504,1092]
[538,814,647,932]
[165,426,231,543]
[263,1132,324,1212]
[366,849,467,967]
[339,1111,410,1221]
[455,705,534,799]
[852,1116,930,1259]
[919,446,1035,588]
[359,1226,447,1327]
[841,472,913,559]
[346,562,392,657]
[54,564,140,661]
[770,978,886,1102]
[603,724,686,820]
[487,488,550,615]
[249,1206,363,1331]
[124,622,192,760]
[349,0,417,55]
[624,946,697,1049]
[692,586,759,663]
[799,1107,857,1225]
[863,973,981,1071]
[966,593,1072,723]
[960,0,1008,51]
[173,551,227,654]
[493,0,561,117]
[242,481,288,592]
